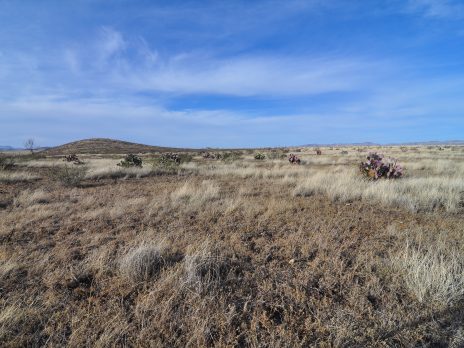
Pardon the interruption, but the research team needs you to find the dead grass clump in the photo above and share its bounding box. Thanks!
[183,241,229,293]
[0,172,40,183]
[391,240,464,306]
[119,243,166,282]
[13,189,50,208]
[86,165,174,179]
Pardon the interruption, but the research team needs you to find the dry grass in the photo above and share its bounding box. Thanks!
[390,229,464,306]
[294,168,464,212]
[1,145,463,346]
[13,189,51,207]
[119,243,166,282]
[183,240,229,293]
[170,180,220,206]
[0,171,40,182]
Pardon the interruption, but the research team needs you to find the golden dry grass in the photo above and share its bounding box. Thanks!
[1,145,463,346]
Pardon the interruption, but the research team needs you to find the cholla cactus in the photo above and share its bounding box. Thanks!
[63,154,84,165]
[360,153,403,180]
[288,153,301,164]
[254,153,266,160]
[118,154,143,167]
[202,152,223,160]
[161,152,181,164]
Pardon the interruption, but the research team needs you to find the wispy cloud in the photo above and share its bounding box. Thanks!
[406,0,464,19]
[1,26,390,98]
[0,0,463,147]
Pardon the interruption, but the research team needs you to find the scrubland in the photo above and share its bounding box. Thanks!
[1,145,463,347]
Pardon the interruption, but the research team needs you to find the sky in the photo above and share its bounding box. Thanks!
[1,0,463,148]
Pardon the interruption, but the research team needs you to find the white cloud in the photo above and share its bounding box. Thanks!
[0,26,388,98]
[120,54,383,96]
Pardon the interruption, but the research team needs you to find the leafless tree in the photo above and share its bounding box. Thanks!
[24,138,35,154]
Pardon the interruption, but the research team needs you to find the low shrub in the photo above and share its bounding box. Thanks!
[0,156,15,170]
[254,153,266,160]
[221,152,241,163]
[55,165,88,187]
[178,153,193,163]
[341,150,348,155]
[117,154,143,168]
[268,151,286,160]
[315,148,322,155]
[360,153,403,180]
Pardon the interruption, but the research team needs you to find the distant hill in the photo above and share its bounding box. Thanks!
[42,138,198,156]
[393,140,464,146]
[0,146,16,151]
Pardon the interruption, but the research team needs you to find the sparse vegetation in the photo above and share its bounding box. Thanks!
[221,151,241,163]
[254,152,266,160]
[2,144,464,346]
[54,165,88,187]
[63,154,84,165]
[117,153,143,167]
[0,156,15,170]
[392,239,464,305]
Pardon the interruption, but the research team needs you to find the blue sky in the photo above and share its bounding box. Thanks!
[1,0,463,148]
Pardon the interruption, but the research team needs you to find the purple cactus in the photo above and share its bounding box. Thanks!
[360,152,403,180]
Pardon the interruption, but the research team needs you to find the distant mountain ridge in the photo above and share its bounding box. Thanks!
[302,140,464,147]
[0,145,18,151]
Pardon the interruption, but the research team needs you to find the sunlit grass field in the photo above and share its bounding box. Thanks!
[1,144,463,346]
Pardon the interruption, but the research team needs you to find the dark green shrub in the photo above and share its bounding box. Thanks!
[118,154,143,167]
[254,153,265,160]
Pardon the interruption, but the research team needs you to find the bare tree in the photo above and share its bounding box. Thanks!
[24,138,35,154]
